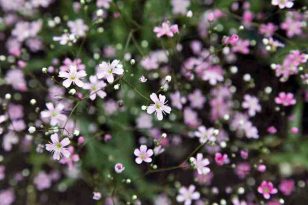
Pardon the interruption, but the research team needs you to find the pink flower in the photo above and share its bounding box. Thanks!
[267,126,277,134]
[279,179,294,196]
[93,192,102,200]
[34,172,52,191]
[242,95,261,117]
[176,185,200,205]
[171,0,190,15]
[257,181,278,199]
[191,153,210,175]
[114,163,125,173]
[171,91,186,110]
[0,189,15,205]
[154,21,179,38]
[40,103,67,126]
[96,60,124,83]
[223,34,239,45]
[188,90,205,109]
[215,153,229,166]
[281,15,303,37]
[232,39,250,54]
[194,126,217,144]
[134,145,153,164]
[275,92,296,106]
[259,23,277,37]
[45,134,71,160]
[83,75,107,100]
[59,65,87,88]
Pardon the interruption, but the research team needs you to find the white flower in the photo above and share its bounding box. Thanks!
[59,65,87,88]
[83,75,107,100]
[242,94,261,117]
[40,103,67,126]
[134,145,153,164]
[176,185,200,205]
[194,126,217,144]
[96,60,124,83]
[190,153,210,175]
[92,192,102,200]
[147,93,171,120]
[271,0,294,9]
[53,33,77,45]
[45,134,70,160]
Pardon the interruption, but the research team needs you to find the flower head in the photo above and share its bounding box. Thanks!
[96,60,124,83]
[194,126,217,144]
[59,65,87,88]
[272,0,294,9]
[154,21,179,38]
[191,153,210,175]
[147,93,171,120]
[176,185,200,205]
[40,103,67,126]
[134,145,153,164]
[83,75,107,100]
[45,134,71,160]
[257,181,278,199]
[275,92,296,106]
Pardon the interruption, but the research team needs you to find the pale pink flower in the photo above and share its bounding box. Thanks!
[41,103,67,126]
[83,75,107,100]
[45,134,71,160]
[281,16,303,37]
[134,145,153,164]
[171,0,190,15]
[257,181,278,199]
[93,192,102,200]
[188,90,205,109]
[170,91,186,110]
[33,172,52,190]
[275,92,296,106]
[0,189,15,205]
[242,95,261,117]
[201,66,224,85]
[222,34,239,46]
[114,163,125,173]
[194,126,217,144]
[67,19,88,37]
[191,153,210,175]
[271,0,294,9]
[259,23,277,37]
[147,93,171,121]
[154,21,179,38]
[96,0,111,8]
[279,179,295,196]
[176,185,200,205]
[96,60,124,83]
[59,65,87,88]
[232,39,250,54]
[136,113,152,129]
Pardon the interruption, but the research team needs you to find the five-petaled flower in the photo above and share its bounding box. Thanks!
[154,21,179,38]
[194,126,217,144]
[190,153,210,175]
[176,185,200,205]
[96,60,124,83]
[83,75,107,100]
[40,103,67,126]
[258,180,278,199]
[45,134,71,160]
[134,145,153,164]
[271,0,294,9]
[147,93,171,120]
[275,92,296,106]
[59,65,87,88]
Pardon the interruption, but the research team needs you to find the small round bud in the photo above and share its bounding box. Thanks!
[28,126,36,134]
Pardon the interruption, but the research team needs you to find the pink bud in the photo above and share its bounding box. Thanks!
[257,164,266,172]
[240,150,249,159]
[267,126,277,134]
[290,127,299,134]
[78,136,85,145]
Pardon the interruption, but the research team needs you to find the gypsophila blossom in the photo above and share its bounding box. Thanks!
[59,65,87,88]
[242,95,261,117]
[275,92,296,106]
[40,103,67,126]
[194,126,217,144]
[96,60,124,83]
[45,134,71,160]
[154,21,179,38]
[176,185,200,205]
[92,192,101,200]
[191,153,210,175]
[114,163,125,173]
[83,75,107,100]
[134,145,153,164]
[257,181,278,199]
[147,93,171,121]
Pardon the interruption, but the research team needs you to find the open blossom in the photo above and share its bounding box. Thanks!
[257,181,278,199]
[93,192,102,200]
[176,185,200,205]
[134,145,153,164]
[194,126,217,144]
[147,93,171,121]
[222,34,239,46]
[275,92,296,106]
[59,65,87,88]
[215,153,229,166]
[242,95,261,117]
[271,0,294,9]
[191,153,210,175]
[96,60,124,83]
[171,0,190,15]
[153,21,179,38]
[114,163,125,173]
[45,134,71,160]
[67,19,88,37]
[83,76,107,100]
[41,103,67,126]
